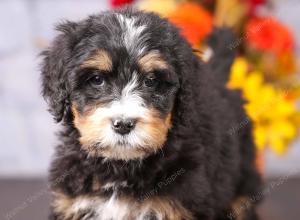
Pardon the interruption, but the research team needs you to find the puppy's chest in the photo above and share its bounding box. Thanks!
[56,193,151,220]
[52,184,192,220]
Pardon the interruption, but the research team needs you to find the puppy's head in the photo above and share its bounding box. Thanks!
[41,8,196,160]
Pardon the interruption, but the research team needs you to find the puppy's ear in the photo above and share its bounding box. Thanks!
[41,21,78,123]
[172,43,200,130]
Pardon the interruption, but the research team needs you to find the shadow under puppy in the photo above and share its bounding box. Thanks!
[41,7,262,220]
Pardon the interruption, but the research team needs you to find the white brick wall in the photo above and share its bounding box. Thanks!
[264,0,300,176]
[0,0,110,177]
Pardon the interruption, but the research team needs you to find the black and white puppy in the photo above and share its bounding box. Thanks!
[41,7,262,220]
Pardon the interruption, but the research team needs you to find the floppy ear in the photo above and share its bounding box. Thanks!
[41,21,78,123]
[171,42,200,132]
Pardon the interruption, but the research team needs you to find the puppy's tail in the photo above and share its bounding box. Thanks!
[205,28,237,84]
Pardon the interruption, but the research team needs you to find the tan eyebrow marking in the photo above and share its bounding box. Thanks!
[138,51,169,72]
[81,49,112,72]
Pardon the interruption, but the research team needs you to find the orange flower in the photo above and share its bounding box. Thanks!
[245,16,295,55]
[168,3,213,45]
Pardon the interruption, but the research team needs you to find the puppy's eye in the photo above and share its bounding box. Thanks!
[89,75,104,86]
[144,76,158,87]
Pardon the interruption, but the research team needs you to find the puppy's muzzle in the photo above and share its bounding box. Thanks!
[111,117,138,135]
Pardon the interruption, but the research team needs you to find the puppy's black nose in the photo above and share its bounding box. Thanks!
[112,118,137,135]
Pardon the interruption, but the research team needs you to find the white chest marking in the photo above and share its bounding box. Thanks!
[54,191,191,220]
[71,193,152,220]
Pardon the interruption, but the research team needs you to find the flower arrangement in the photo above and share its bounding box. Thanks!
[110,0,300,158]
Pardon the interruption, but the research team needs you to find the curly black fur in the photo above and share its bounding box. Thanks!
[42,7,262,220]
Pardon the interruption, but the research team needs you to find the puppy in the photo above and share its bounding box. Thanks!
[41,7,261,220]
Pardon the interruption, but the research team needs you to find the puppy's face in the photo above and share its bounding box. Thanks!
[63,12,181,160]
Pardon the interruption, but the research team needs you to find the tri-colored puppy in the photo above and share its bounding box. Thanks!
[41,7,261,220]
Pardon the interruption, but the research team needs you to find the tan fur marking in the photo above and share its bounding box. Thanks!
[138,51,169,72]
[92,176,101,192]
[231,197,252,220]
[52,192,72,216]
[138,111,172,152]
[81,49,112,72]
[98,147,148,161]
[72,104,108,148]
[52,192,93,219]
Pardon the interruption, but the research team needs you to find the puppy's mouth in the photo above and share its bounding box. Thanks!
[114,135,142,147]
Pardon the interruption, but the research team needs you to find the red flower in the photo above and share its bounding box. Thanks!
[248,0,265,7]
[246,16,295,55]
[111,0,134,8]
[168,3,213,45]
[245,0,266,15]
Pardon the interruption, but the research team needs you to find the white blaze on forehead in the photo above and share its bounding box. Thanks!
[122,72,139,98]
[110,73,145,119]
[116,14,147,55]
[87,73,146,122]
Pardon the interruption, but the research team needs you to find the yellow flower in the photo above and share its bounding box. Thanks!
[227,57,248,88]
[228,57,299,155]
[138,0,180,17]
